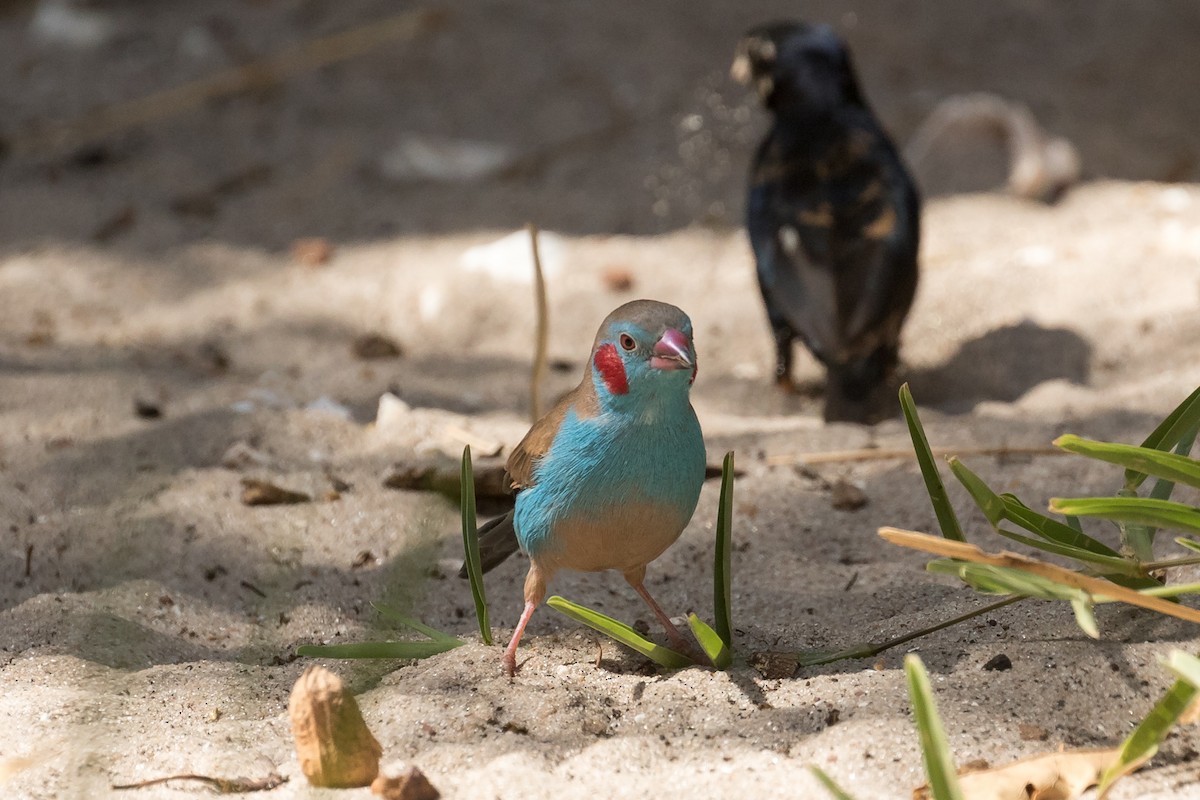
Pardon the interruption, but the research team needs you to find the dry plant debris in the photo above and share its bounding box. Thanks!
[372,766,441,800]
[240,478,311,506]
[913,747,1120,800]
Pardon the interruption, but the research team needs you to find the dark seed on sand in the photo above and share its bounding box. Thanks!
[983,653,1013,671]
[352,333,403,360]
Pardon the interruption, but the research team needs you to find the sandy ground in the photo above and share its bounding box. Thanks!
[2,2,1200,799]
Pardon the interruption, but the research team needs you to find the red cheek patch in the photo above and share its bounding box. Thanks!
[593,343,629,395]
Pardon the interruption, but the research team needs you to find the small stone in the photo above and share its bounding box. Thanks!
[292,237,334,266]
[983,653,1013,671]
[602,266,635,292]
[1018,723,1049,741]
[290,666,382,788]
[749,651,799,680]
[830,479,868,511]
[353,333,403,360]
[241,479,310,506]
[371,766,440,800]
[134,398,163,419]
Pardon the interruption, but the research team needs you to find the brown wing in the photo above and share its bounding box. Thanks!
[505,379,599,489]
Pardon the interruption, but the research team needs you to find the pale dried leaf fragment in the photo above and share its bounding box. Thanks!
[913,748,1119,800]
[372,766,441,800]
[289,665,382,788]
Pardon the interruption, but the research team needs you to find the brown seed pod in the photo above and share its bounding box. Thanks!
[288,665,382,787]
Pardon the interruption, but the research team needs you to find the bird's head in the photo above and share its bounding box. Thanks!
[587,299,697,413]
[732,21,864,114]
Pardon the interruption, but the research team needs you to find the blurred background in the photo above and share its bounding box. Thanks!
[3,0,1200,249]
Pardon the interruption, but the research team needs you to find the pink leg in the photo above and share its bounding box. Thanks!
[624,568,692,654]
[503,561,549,677]
[502,601,537,677]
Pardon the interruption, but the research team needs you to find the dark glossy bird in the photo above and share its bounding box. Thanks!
[462,300,706,676]
[733,21,920,423]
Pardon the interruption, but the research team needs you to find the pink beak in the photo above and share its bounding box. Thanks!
[650,328,693,371]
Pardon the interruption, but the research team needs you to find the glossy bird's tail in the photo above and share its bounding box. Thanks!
[824,348,899,424]
[457,510,520,578]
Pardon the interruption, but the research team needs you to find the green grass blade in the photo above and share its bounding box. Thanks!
[927,561,1090,604]
[905,654,965,800]
[1137,582,1200,598]
[1000,494,1121,557]
[370,603,460,644]
[714,450,735,647]
[1126,431,1200,561]
[1050,496,1200,536]
[900,384,964,541]
[546,596,692,669]
[1097,675,1198,795]
[297,639,463,659]
[947,458,1004,525]
[460,445,492,645]
[990,527,1140,574]
[1176,537,1200,554]
[1070,597,1100,638]
[687,613,731,670]
[1165,650,1200,688]
[809,766,859,800]
[1127,385,1200,488]
[1055,435,1200,490]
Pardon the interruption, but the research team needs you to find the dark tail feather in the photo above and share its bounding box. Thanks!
[457,511,521,578]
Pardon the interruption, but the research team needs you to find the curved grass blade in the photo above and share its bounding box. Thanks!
[947,457,1004,525]
[1054,435,1200,491]
[1176,537,1200,555]
[810,766,858,800]
[687,613,731,670]
[461,445,492,645]
[1097,674,1198,796]
[297,639,462,659]
[547,595,692,670]
[990,527,1140,574]
[905,654,965,800]
[900,384,964,541]
[1123,430,1199,561]
[1070,597,1100,638]
[1126,385,1200,489]
[1000,494,1120,557]
[370,602,460,644]
[927,560,1091,604]
[1049,496,1200,536]
[1165,650,1200,688]
[714,450,735,647]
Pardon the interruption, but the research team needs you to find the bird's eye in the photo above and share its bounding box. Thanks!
[619,333,636,351]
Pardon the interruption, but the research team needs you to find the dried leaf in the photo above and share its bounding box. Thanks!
[372,767,441,800]
[291,237,334,266]
[353,333,403,360]
[241,479,310,506]
[878,528,1200,625]
[914,748,1118,800]
[289,666,382,788]
[830,479,869,511]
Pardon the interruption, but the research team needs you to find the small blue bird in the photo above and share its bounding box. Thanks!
[465,300,706,675]
[734,21,920,423]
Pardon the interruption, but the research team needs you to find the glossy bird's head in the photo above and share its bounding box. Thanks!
[732,21,864,114]
[587,299,697,412]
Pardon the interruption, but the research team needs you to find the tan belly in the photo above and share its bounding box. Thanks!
[537,502,688,574]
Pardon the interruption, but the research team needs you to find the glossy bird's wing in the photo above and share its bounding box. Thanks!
[505,381,596,489]
[459,379,598,577]
[752,123,918,368]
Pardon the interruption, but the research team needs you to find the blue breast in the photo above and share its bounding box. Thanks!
[513,401,706,560]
